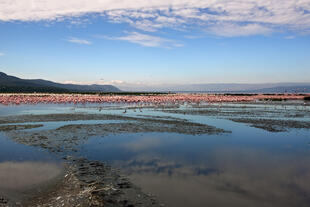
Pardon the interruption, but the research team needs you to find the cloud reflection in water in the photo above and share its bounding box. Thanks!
[113,148,310,207]
[0,161,63,201]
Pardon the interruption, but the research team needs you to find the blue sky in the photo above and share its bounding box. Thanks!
[0,0,310,89]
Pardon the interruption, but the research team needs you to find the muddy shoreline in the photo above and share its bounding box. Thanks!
[160,103,310,132]
[24,158,160,207]
[161,106,310,119]
[0,124,43,131]
[1,113,229,154]
[230,118,310,132]
[1,158,160,207]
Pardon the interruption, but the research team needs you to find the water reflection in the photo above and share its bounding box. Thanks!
[121,137,163,152]
[126,149,310,207]
[0,161,63,202]
[0,132,59,162]
[0,132,63,203]
[0,161,63,190]
[81,131,310,207]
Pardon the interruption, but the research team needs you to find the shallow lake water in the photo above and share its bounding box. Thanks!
[80,128,310,207]
[0,103,310,207]
[0,132,63,202]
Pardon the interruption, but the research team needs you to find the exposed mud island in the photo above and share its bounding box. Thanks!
[0,93,310,207]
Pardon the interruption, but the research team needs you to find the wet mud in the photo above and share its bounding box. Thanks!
[0,114,130,124]
[162,107,310,119]
[24,159,160,207]
[230,118,310,132]
[4,120,228,154]
[0,159,160,207]
[0,113,204,125]
[0,125,43,131]
[161,103,310,132]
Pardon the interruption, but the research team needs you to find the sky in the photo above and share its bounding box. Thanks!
[0,0,310,89]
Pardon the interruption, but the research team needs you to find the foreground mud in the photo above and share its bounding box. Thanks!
[1,159,159,207]
[27,158,159,207]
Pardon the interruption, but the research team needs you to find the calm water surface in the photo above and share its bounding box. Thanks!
[1,103,310,207]
[0,132,63,202]
[80,128,310,207]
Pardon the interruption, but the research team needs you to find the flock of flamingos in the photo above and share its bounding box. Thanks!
[0,93,308,105]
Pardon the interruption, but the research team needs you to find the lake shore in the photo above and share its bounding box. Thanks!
[0,93,308,105]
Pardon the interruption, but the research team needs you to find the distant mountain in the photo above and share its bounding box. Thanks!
[0,72,121,93]
[170,83,310,93]
[119,83,310,93]
[1,71,309,93]
[241,85,310,93]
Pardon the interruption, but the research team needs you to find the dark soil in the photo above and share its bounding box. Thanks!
[23,158,160,207]
[0,124,43,131]
[230,118,310,132]
[161,106,310,119]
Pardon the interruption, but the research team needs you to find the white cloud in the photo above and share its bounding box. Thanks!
[0,0,310,36]
[62,80,85,85]
[103,32,183,48]
[105,80,125,85]
[67,37,91,45]
[62,79,126,85]
[207,23,273,37]
[0,52,4,56]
